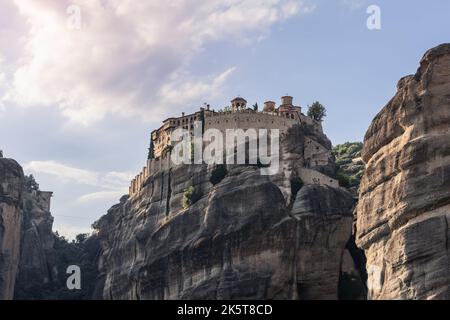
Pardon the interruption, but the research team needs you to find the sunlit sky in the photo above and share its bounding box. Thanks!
[1,0,449,238]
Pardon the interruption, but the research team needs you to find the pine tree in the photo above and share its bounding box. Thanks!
[148,137,154,159]
[307,101,327,122]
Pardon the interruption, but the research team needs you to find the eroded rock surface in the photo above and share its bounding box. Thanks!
[356,44,450,300]
[13,176,58,299]
[0,158,24,299]
[96,123,359,300]
[0,157,60,300]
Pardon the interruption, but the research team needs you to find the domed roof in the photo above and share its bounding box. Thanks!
[231,97,247,103]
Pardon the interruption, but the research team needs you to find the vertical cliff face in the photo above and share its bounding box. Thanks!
[0,158,24,299]
[356,44,450,300]
[95,123,361,300]
[0,157,60,300]
[13,177,58,299]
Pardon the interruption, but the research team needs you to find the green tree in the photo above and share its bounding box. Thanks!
[307,101,327,122]
[148,137,154,160]
[183,186,201,209]
[210,164,228,185]
[25,174,40,191]
[75,233,89,244]
[199,109,205,134]
[252,103,259,111]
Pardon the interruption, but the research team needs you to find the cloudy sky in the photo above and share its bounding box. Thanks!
[1,0,449,239]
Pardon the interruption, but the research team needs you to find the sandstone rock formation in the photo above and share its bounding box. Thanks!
[0,157,60,299]
[356,44,450,300]
[95,122,361,300]
[0,158,24,299]
[13,176,58,299]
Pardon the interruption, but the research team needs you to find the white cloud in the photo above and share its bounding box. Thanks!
[53,224,91,241]
[24,160,98,185]
[24,160,133,205]
[77,190,125,204]
[24,160,133,189]
[1,0,311,125]
[159,67,236,108]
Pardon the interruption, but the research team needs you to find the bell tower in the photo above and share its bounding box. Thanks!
[230,97,247,112]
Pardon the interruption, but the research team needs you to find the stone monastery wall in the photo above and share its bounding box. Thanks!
[304,137,331,167]
[129,99,332,198]
[299,168,339,189]
[129,156,172,198]
[204,110,299,133]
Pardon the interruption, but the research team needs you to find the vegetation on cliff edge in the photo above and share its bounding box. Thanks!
[332,142,364,189]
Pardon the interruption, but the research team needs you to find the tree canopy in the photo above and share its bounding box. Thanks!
[307,101,327,122]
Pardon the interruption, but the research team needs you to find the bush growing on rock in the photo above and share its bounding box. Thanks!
[210,164,228,185]
[182,186,201,209]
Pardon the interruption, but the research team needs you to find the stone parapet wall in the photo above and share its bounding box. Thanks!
[205,110,299,133]
[299,168,339,189]
[304,137,331,167]
[129,156,172,198]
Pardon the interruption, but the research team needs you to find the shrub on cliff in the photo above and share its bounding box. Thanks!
[332,142,364,189]
[210,164,228,185]
[337,172,351,188]
[147,138,154,159]
[182,186,201,209]
[75,233,89,244]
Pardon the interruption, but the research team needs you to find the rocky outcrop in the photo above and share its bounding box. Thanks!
[356,44,450,300]
[13,176,58,299]
[95,123,360,300]
[0,157,60,300]
[0,158,24,299]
